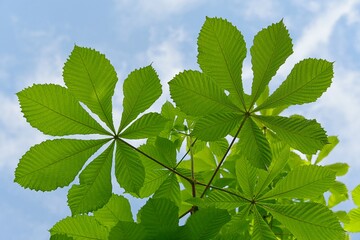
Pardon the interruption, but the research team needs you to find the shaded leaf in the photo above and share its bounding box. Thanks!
[236,156,258,198]
[252,207,277,240]
[255,142,290,196]
[15,139,107,191]
[17,84,108,136]
[63,46,117,132]
[109,222,147,240]
[181,207,231,240]
[139,198,179,239]
[153,173,181,206]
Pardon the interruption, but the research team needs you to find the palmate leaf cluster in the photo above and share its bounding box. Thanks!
[15,17,359,239]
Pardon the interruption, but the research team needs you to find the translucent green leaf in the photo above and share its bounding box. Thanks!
[325,163,349,176]
[328,181,348,208]
[17,84,108,136]
[209,138,229,159]
[192,112,242,141]
[119,113,168,139]
[137,143,171,198]
[260,165,335,200]
[154,137,177,167]
[68,142,114,215]
[352,184,360,207]
[255,115,328,154]
[252,207,277,240]
[169,70,238,116]
[119,65,162,132]
[15,139,107,191]
[153,173,181,206]
[204,189,248,210]
[315,136,339,164]
[262,203,345,240]
[257,59,333,110]
[138,198,179,239]
[250,20,293,105]
[50,215,108,240]
[115,140,145,195]
[50,234,73,240]
[63,46,117,133]
[239,118,272,169]
[94,194,133,230]
[198,17,247,108]
[222,204,251,236]
[109,222,147,240]
[344,208,360,232]
[236,156,258,198]
[255,143,290,196]
[181,207,231,240]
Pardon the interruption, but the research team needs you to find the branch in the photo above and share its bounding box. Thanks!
[200,115,248,198]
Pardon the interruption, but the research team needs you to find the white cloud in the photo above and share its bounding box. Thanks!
[279,0,360,77]
[135,27,189,111]
[113,0,205,23]
[242,0,281,20]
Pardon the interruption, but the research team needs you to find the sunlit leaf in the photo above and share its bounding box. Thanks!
[198,17,247,108]
[17,84,108,136]
[260,165,335,200]
[192,112,242,141]
[119,65,162,132]
[119,113,168,139]
[169,70,239,116]
[94,194,133,230]
[15,139,107,191]
[115,140,145,195]
[255,115,328,154]
[63,46,117,132]
[256,59,333,110]
[352,184,360,207]
[262,203,345,240]
[238,117,272,169]
[50,215,108,240]
[344,208,360,232]
[67,142,114,215]
[315,136,339,164]
[250,20,293,105]
[325,163,349,176]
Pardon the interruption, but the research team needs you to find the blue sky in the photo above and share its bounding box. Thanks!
[1,0,360,239]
